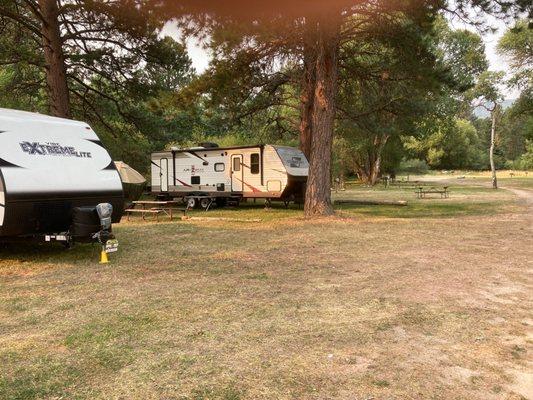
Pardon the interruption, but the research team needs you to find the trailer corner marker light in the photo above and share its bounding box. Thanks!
[99,248,109,264]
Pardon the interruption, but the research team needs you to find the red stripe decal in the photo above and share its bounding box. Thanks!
[176,178,192,187]
[236,178,262,193]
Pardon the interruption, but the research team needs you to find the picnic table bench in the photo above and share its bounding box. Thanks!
[382,178,426,190]
[415,186,450,199]
[125,201,187,221]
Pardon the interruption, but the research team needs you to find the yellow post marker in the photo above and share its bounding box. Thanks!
[99,247,109,264]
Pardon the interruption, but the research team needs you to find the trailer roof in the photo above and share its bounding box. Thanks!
[152,144,265,155]
[0,108,89,128]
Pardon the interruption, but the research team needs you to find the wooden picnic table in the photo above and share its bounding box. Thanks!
[125,200,187,221]
[415,186,450,199]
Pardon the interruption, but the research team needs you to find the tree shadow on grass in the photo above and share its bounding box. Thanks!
[335,201,508,219]
[0,240,100,267]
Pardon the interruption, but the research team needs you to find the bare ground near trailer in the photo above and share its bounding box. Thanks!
[0,183,532,399]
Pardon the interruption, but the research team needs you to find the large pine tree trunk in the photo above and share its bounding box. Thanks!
[304,18,340,217]
[39,0,70,118]
[299,44,316,161]
[299,20,317,161]
[489,107,498,189]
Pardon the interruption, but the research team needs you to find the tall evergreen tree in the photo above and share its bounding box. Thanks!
[0,1,199,171]
[0,0,179,119]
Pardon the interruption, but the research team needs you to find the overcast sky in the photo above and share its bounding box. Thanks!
[161,13,519,98]
[448,13,519,98]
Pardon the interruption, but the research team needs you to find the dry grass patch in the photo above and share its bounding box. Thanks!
[0,182,531,399]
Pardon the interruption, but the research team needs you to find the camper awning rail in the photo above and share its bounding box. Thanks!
[152,144,264,155]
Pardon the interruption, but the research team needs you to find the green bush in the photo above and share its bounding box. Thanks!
[399,158,429,174]
[504,141,533,171]
[516,141,533,170]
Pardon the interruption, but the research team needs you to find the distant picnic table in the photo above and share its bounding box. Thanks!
[415,186,450,199]
[381,177,425,189]
[125,200,187,221]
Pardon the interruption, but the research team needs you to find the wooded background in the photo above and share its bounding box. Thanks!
[0,0,531,215]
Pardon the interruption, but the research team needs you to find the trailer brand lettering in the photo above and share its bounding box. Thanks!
[19,142,92,158]
[183,166,204,173]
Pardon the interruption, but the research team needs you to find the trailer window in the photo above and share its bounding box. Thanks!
[191,176,200,185]
[250,153,260,174]
[232,157,241,171]
[215,163,225,172]
[290,156,303,168]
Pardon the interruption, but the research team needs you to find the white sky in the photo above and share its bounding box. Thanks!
[161,12,519,99]
[160,23,211,72]
[447,13,519,98]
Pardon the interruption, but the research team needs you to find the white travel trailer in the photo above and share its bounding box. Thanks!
[151,144,308,208]
[0,108,124,243]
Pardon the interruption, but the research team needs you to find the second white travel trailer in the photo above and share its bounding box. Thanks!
[151,144,308,208]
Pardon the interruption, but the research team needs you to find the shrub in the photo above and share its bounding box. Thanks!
[399,158,429,174]
[516,141,533,170]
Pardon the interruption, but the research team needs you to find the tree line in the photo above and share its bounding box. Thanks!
[0,0,530,216]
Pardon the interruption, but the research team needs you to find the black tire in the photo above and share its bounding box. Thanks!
[186,197,197,209]
[200,198,211,209]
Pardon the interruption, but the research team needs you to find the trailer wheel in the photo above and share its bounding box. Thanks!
[186,197,197,209]
[200,197,211,209]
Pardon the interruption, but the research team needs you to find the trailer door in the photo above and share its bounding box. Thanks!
[230,155,243,192]
[160,158,169,192]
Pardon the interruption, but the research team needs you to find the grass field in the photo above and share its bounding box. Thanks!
[1,178,532,399]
